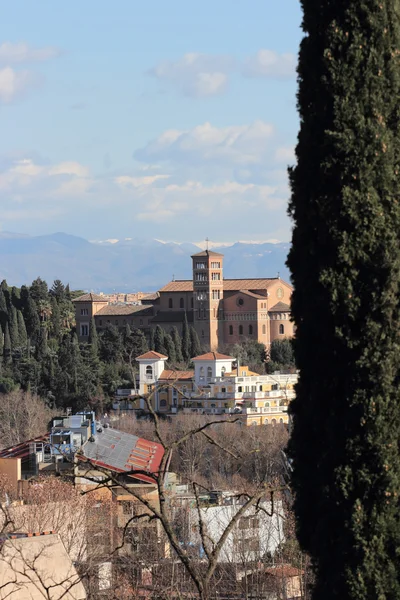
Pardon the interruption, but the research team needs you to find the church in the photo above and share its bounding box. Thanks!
[74,249,293,350]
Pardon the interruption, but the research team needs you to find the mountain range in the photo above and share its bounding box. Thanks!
[0,232,291,292]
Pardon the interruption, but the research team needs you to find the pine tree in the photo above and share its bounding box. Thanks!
[171,326,184,363]
[164,333,176,364]
[189,326,201,359]
[287,2,400,597]
[182,313,191,362]
[50,279,65,301]
[17,310,28,348]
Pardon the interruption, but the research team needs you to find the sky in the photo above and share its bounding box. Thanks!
[0,0,303,244]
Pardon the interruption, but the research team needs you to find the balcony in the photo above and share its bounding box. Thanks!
[243,406,288,415]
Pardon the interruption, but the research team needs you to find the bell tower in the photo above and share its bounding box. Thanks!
[192,248,224,351]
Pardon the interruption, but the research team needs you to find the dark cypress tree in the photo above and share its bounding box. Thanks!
[154,325,167,355]
[3,322,11,363]
[287,2,400,598]
[189,326,201,359]
[182,313,191,362]
[88,316,99,358]
[21,290,40,344]
[0,287,7,330]
[35,327,48,362]
[16,310,28,348]
[171,326,184,363]
[49,297,61,340]
[0,324,3,366]
[149,328,155,351]
[9,306,19,349]
[164,333,176,364]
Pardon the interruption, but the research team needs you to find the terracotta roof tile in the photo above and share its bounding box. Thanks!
[192,352,234,361]
[136,351,168,360]
[269,301,291,312]
[191,250,224,257]
[159,369,194,381]
[96,305,153,317]
[158,278,292,293]
[72,293,108,303]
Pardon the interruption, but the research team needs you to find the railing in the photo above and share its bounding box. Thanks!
[243,406,288,415]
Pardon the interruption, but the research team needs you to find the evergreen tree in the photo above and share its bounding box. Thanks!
[182,313,191,362]
[21,289,40,344]
[11,287,21,311]
[189,326,201,359]
[287,2,400,597]
[30,277,49,304]
[0,287,7,330]
[35,327,48,362]
[154,325,166,355]
[149,328,155,351]
[3,322,11,363]
[50,279,65,301]
[164,333,176,364]
[17,310,28,348]
[9,306,19,349]
[88,316,99,358]
[171,326,184,363]
[0,324,3,368]
[99,324,123,363]
[49,297,61,340]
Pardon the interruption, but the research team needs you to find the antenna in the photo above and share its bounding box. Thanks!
[205,237,209,252]
[172,274,175,281]
[277,271,280,279]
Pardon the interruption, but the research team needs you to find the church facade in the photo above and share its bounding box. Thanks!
[74,249,293,350]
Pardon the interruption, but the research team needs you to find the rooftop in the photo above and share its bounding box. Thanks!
[268,301,291,312]
[81,427,164,483]
[191,250,224,258]
[159,277,288,293]
[136,351,168,360]
[159,369,194,381]
[72,293,107,303]
[192,352,235,361]
[95,305,153,317]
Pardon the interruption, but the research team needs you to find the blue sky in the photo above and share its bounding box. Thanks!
[0,0,302,243]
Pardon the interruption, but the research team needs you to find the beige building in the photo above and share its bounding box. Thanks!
[74,250,293,350]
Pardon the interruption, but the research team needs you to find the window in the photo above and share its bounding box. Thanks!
[221,387,226,393]
[248,324,253,335]
[238,517,259,530]
[160,399,167,407]
[146,365,153,378]
[207,366,212,380]
[221,366,226,376]
[272,419,277,425]
[212,290,220,300]
[264,402,270,407]
[238,386,242,392]
[169,298,173,308]
[262,324,266,335]
[197,291,207,301]
[279,324,285,335]
[115,320,118,326]
[259,385,262,391]
[200,366,205,378]
[80,324,88,336]
[99,320,102,326]
[237,298,244,306]
[211,272,220,280]
[211,261,220,268]
[196,273,207,281]
[196,262,206,269]
[180,297,184,308]
[201,329,205,338]
[211,403,216,408]
[239,325,243,335]
[229,325,233,335]
[279,418,284,424]
[139,319,143,325]
[80,308,88,316]
[191,297,194,308]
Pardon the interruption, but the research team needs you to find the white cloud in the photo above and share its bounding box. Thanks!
[115,174,170,189]
[242,49,296,79]
[275,146,295,163]
[135,121,275,166]
[148,53,235,97]
[0,42,61,64]
[0,67,37,103]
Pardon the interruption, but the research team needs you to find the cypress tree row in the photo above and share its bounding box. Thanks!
[287,1,400,598]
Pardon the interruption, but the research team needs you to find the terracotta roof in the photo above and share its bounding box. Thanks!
[191,250,224,257]
[264,565,304,578]
[0,435,49,460]
[136,351,168,360]
[159,369,194,381]
[151,310,193,324]
[192,352,234,361]
[238,289,267,299]
[72,293,108,303]
[141,292,160,301]
[159,278,291,293]
[269,301,291,312]
[95,305,153,317]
